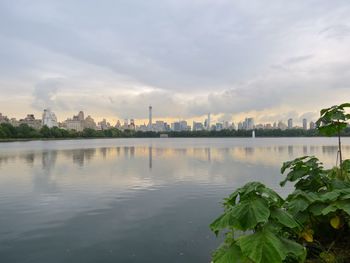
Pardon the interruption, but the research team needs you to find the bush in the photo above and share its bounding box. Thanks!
[210,103,350,263]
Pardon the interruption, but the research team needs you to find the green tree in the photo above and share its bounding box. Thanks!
[316,103,350,167]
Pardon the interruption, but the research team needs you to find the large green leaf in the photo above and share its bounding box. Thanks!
[210,210,239,236]
[212,243,250,263]
[237,229,286,263]
[280,237,307,261]
[318,191,341,202]
[270,208,300,228]
[309,202,329,216]
[285,197,310,216]
[334,200,350,215]
[230,198,270,231]
[322,200,350,215]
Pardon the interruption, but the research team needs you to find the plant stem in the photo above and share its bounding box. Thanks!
[338,124,343,177]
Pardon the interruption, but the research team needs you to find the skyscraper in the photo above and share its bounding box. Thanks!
[207,113,211,130]
[303,118,307,130]
[42,109,58,128]
[78,111,84,121]
[148,105,152,130]
[287,118,293,129]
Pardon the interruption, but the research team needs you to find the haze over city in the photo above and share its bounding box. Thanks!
[1,1,350,124]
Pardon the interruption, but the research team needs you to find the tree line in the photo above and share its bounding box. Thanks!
[1,122,350,140]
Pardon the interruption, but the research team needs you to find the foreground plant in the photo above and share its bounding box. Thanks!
[210,103,350,263]
[210,182,306,263]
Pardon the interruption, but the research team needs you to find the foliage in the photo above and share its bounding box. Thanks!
[210,182,305,263]
[316,103,350,136]
[210,103,350,263]
[3,122,350,140]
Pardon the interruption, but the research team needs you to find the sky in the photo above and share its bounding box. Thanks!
[1,0,350,125]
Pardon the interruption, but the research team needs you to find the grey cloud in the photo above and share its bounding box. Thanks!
[284,55,314,65]
[32,78,67,111]
[0,0,350,120]
[319,25,350,40]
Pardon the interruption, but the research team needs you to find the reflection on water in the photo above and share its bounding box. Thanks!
[1,144,348,170]
[0,138,349,263]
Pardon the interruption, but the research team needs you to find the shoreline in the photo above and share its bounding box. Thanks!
[0,135,340,143]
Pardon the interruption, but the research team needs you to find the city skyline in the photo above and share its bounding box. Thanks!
[0,106,317,132]
[1,1,350,123]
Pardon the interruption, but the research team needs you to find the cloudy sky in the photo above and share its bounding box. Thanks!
[1,0,350,125]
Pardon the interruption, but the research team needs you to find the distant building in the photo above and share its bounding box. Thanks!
[287,118,293,129]
[215,123,223,131]
[137,123,148,132]
[0,113,9,124]
[265,123,273,129]
[309,121,316,130]
[129,119,135,130]
[223,121,229,130]
[302,118,308,130]
[230,122,236,130]
[65,119,83,131]
[171,122,181,132]
[20,114,42,129]
[241,118,254,130]
[255,124,264,129]
[154,121,166,132]
[207,113,211,130]
[78,111,84,121]
[277,121,287,130]
[84,115,97,130]
[64,111,95,131]
[115,120,121,129]
[148,106,152,131]
[42,109,58,128]
[180,121,190,131]
[98,119,111,130]
[192,121,204,131]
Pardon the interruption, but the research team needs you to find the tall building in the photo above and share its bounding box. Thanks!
[302,118,308,130]
[129,119,135,130]
[207,113,211,130]
[64,111,88,131]
[154,121,166,132]
[171,122,181,132]
[42,109,58,128]
[287,118,293,129]
[180,121,190,131]
[309,121,316,130]
[148,105,152,130]
[115,120,121,129]
[223,121,229,130]
[78,111,84,121]
[84,115,97,129]
[242,118,254,130]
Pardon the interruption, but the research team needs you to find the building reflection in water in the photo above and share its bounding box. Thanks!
[148,146,152,170]
[303,146,308,155]
[2,143,349,173]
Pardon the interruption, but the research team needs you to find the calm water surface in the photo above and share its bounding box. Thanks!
[0,137,349,263]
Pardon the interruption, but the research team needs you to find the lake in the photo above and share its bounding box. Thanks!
[0,137,349,263]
